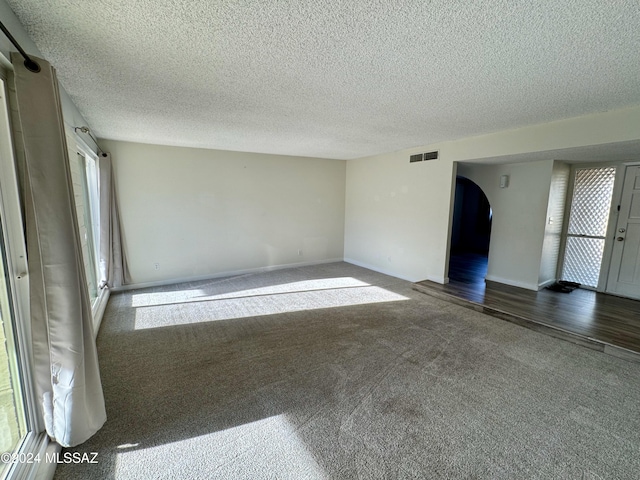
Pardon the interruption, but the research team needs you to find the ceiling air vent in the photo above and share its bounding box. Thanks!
[409,153,423,163]
[424,151,439,160]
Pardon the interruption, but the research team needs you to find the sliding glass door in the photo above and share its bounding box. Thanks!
[0,73,45,480]
[0,219,27,478]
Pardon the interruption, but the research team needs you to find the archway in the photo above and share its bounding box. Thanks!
[449,176,492,284]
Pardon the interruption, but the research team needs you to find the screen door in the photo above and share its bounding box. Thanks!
[561,166,616,288]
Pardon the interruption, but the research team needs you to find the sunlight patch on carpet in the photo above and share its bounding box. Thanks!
[133,284,408,330]
[130,288,206,307]
[114,414,329,479]
[130,277,371,308]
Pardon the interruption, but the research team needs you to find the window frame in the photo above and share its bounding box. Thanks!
[65,131,102,308]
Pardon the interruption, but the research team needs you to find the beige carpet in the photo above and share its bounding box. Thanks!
[54,262,640,479]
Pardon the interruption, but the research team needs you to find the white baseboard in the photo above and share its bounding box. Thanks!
[112,258,344,292]
[343,258,415,282]
[428,274,448,284]
[343,258,447,284]
[537,278,557,290]
[485,274,538,291]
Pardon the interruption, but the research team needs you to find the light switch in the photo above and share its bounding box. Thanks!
[500,175,509,188]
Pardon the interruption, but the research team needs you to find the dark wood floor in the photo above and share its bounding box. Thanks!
[414,252,640,358]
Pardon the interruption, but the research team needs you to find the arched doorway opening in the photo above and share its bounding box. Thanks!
[449,176,492,284]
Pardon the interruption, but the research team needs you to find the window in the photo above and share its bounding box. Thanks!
[67,135,101,306]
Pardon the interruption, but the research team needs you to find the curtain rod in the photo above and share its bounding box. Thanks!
[0,19,40,73]
[0,21,105,157]
[74,126,107,157]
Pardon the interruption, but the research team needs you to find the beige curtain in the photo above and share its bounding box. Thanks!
[10,53,106,447]
[98,153,130,288]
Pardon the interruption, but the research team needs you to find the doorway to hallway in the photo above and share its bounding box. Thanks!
[449,176,492,285]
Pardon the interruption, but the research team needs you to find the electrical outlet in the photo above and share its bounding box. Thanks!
[297,249,303,256]
[154,263,160,270]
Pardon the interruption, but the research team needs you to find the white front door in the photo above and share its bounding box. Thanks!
[606,165,640,300]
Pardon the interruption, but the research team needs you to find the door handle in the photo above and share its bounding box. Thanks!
[619,228,626,233]
[616,236,625,241]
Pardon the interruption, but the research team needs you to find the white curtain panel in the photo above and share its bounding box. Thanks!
[98,153,130,288]
[10,53,106,447]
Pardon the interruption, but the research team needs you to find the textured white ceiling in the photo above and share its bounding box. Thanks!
[6,1,640,159]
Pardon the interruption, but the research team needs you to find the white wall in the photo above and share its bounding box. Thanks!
[103,140,346,285]
[344,105,640,286]
[344,152,455,282]
[539,161,570,286]
[457,160,555,290]
[441,105,640,162]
